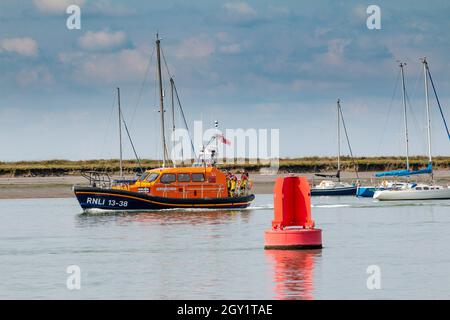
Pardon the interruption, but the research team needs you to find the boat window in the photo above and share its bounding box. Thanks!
[416,187,422,190]
[146,173,159,182]
[160,173,176,184]
[138,173,149,181]
[192,173,205,182]
[178,173,191,182]
[423,187,429,190]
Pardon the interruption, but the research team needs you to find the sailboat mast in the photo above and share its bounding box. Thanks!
[337,99,341,179]
[156,34,168,167]
[422,58,432,165]
[117,87,123,178]
[170,77,176,167]
[399,62,410,171]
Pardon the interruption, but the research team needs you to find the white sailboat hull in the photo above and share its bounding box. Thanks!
[374,187,450,201]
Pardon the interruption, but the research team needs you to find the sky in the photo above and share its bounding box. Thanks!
[0,0,449,161]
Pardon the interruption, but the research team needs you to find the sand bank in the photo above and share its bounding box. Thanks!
[0,171,449,199]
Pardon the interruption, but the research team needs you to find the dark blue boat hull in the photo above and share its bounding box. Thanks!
[74,186,255,211]
[310,186,357,196]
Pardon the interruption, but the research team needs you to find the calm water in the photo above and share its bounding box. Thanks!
[1,194,450,299]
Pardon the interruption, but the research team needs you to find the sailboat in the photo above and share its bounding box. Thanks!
[311,99,358,196]
[374,58,450,201]
[73,34,255,211]
[357,62,417,197]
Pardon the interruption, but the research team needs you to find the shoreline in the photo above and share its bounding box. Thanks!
[1,170,449,200]
[1,157,449,177]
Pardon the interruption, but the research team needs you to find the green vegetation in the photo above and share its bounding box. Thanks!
[0,156,449,176]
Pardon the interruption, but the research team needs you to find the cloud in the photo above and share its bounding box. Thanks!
[352,4,367,20]
[323,38,351,66]
[214,32,244,54]
[223,2,256,16]
[33,0,85,14]
[78,30,127,51]
[291,79,349,92]
[59,46,151,84]
[219,43,242,54]
[16,66,54,86]
[0,37,38,57]
[89,0,137,16]
[215,32,232,42]
[267,5,290,16]
[220,2,266,28]
[174,36,215,59]
[295,37,394,84]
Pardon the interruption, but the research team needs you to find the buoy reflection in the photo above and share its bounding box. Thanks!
[265,249,322,300]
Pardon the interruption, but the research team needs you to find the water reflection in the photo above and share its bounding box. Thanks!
[76,209,252,227]
[266,249,322,300]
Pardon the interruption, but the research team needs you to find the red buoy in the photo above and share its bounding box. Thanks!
[264,176,322,250]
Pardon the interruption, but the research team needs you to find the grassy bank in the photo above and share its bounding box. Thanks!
[0,156,449,177]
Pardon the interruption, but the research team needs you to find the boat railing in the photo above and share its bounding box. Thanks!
[156,180,252,198]
[234,187,250,197]
[159,184,226,199]
[80,171,112,189]
[184,184,251,198]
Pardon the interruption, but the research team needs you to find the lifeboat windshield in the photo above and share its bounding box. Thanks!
[144,172,159,182]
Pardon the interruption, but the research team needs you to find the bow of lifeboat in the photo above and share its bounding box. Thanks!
[74,166,255,212]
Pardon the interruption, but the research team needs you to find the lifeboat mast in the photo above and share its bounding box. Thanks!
[156,33,169,168]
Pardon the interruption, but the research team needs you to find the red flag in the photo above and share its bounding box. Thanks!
[216,134,231,145]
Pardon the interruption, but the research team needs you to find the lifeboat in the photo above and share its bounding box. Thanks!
[73,34,255,212]
[74,167,255,211]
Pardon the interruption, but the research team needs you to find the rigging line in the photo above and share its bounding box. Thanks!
[377,68,401,154]
[162,102,170,163]
[155,106,161,168]
[160,45,173,80]
[407,64,424,149]
[427,66,450,140]
[120,108,144,174]
[154,63,162,168]
[130,46,155,127]
[99,92,118,173]
[338,104,359,179]
[162,46,182,166]
[156,43,170,164]
[405,88,427,154]
[409,63,422,103]
[173,80,197,160]
[154,52,158,108]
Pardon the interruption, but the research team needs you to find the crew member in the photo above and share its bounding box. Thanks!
[240,170,249,193]
[226,170,232,196]
[230,173,237,197]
